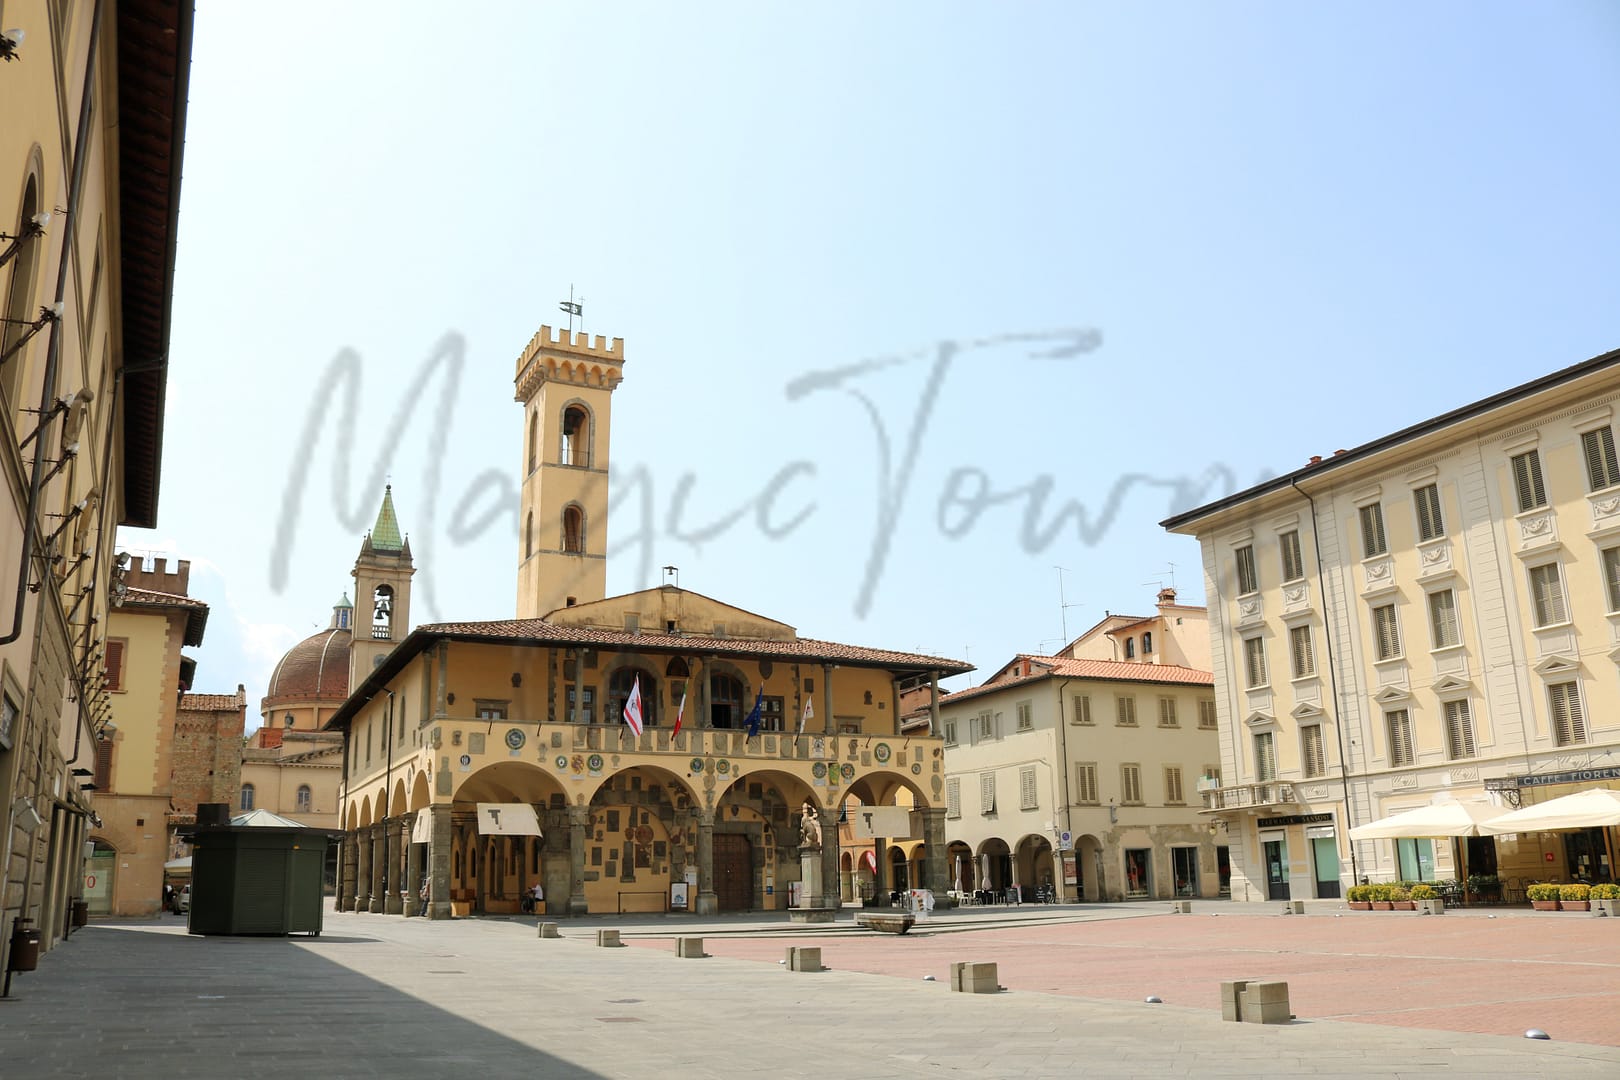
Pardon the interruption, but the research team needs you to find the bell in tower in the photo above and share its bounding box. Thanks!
[349,484,416,687]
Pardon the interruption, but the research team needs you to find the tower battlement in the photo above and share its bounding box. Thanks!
[514,324,624,372]
[513,324,626,401]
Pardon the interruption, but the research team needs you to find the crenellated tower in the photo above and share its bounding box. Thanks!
[349,485,416,686]
[513,325,624,618]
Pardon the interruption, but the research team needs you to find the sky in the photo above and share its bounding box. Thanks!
[127,2,1620,731]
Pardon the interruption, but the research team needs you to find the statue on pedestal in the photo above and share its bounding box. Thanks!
[799,800,822,850]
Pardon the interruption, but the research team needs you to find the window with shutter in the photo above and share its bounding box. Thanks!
[1289,624,1315,678]
[1413,483,1445,541]
[1581,426,1620,491]
[1019,766,1038,810]
[1075,763,1099,804]
[1372,604,1402,661]
[104,638,127,692]
[1116,696,1137,726]
[1253,732,1277,781]
[1605,548,1620,614]
[1444,699,1476,760]
[1548,681,1587,746]
[980,772,996,814]
[946,778,961,818]
[94,736,114,790]
[1164,766,1184,804]
[1279,530,1304,582]
[1428,589,1459,649]
[1072,695,1092,725]
[1121,764,1142,804]
[1386,709,1415,766]
[1158,697,1178,727]
[1198,700,1218,729]
[1301,725,1326,778]
[1235,545,1258,595]
[1359,503,1388,557]
[1527,563,1568,627]
[1016,701,1033,731]
[1510,450,1547,511]
[1243,637,1268,688]
[943,720,957,745]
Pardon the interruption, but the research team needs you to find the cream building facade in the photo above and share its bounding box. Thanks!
[1,0,192,969]
[1165,349,1620,901]
[326,326,970,919]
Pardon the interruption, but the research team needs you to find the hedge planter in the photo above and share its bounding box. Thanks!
[1561,900,1591,912]
[1531,899,1561,911]
[1559,884,1592,912]
[1527,884,1562,911]
[1348,901,1372,911]
[1371,901,1394,911]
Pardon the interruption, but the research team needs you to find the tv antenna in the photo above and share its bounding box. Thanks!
[1054,566,1084,642]
[559,284,584,334]
[1141,562,1178,593]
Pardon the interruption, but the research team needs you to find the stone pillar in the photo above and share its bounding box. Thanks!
[695,810,718,916]
[819,808,839,907]
[384,817,404,914]
[335,834,353,912]
[922,808,948,898]
[871,839,886,901]
[428,804,452,919]
[369,824,387,912]
[354,828,372,911]
[404,815,423,916]
[568,805,590,916]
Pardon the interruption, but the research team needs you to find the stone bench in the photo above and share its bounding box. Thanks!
[950,961,1000,994]
[1221,979,1291,1024]
[856,912,915,934]
[676,937,706,958]
[595,929,623,948]
[785,946,822,972]
[536,922,561,939]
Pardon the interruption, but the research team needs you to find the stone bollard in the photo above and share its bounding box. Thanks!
[1170,900,1192,914]
[1415,899,1445,916]
[596,929,622,948]
[676,937,706,958]
[537,922,561,939]
[785,946,822,972]
[1284,900,1305,915]
[1240,981,1292,1024]
[949,961,1001,994]
[1219,980,1250,1022]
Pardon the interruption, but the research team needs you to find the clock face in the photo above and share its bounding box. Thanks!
[505,728,525,750]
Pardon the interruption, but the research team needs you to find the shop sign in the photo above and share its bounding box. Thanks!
[1255,813,1332,828]
[1515,766,1620,788]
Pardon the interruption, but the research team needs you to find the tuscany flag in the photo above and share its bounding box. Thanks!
[798,697,813,735]
[672,683,688,737]
[622,676,645,736]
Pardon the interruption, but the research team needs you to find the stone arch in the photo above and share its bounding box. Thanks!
[344,802,360,831]
[391,778,409,820]
[560,502,585,554]
[975,836,1012,894]
[409,771,431,812]
[1014,831,1056,900]
[527,408,539,473]
[581,765,697,914]
[1075,832,1106,902]
[844,768,929,810]
[946,839,975,891]
[557,397,594,467]
[448,762,571,916]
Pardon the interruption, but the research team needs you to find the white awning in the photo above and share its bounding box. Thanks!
[475,803,543,837]
[1348,800,1503,840]
[411,811,432,844]
[1478,788,1620,835]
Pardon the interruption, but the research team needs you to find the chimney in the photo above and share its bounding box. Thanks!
[1157,587,1177,606]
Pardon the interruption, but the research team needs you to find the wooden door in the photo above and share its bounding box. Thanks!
[713,834,753,911]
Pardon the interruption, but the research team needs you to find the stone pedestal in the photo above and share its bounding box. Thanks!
[790,844,836,923]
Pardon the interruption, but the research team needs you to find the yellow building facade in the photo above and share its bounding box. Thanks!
[1165,350,1620,901]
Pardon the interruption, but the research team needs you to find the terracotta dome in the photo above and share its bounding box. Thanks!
[264,626,352,704]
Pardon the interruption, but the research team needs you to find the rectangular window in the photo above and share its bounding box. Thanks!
[1300,725,1326,778]
[1075,763,1099,805]
[946,777,961,819]
[1164,766,1184,805]
[1252,732,1277,782]
[1015,701,1033,731]
[1203,765,1222,787]
[1157,697,1178,728]
[1243,637,1268,688]
[1235,544,1259,595]
[1386,709,1415,766]
[1427,589,1460,649]
[1121,764,1143,805]
[1279,530,1304,583]
[1019,766,1038,810]
[1582,426,1620,491]
[1359,503,1388,558]
[1115,695,1137,726]
[1548,681,1587,747]
[980,772,996,814]
[475,700,509,721]
[1511,449,1548,512]
[567,686,596,724]
[103,638,127,692]
[1071,695,1092,725]
[1289,624,1315,679]
[1413,483,1445,541]
[1444,699,1476,760]
[1528,563,1568,627]
[1606,548,1620,613]
[1198,699,1218,729]
[943,720,957,746]
[1372,603,1402,661]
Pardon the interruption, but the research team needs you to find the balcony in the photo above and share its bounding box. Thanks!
[1200,782,1297,813]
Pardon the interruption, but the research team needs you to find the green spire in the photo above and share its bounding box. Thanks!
[335,592,353,609]
[370,485,404,551]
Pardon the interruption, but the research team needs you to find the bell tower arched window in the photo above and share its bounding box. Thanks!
[560,404,589,467]
[562,506,584,554]
[525,511,534,558]
[372,584,395,640]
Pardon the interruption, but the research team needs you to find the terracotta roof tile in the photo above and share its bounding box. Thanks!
[179,691,246,711]
[942,655,1212,707]
[123,586,207,609]
[264,628,352,704]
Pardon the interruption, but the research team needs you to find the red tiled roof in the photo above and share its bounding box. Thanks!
[121,586,209,646]
[942,655,1212,707]
[179,691,245,712]
[264,628,352,704]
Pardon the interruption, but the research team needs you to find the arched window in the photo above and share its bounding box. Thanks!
[608,667,658,728]
[1124,637,1135,659]
[240,784,255,811]
[296,785,312,812]
[562,506,584,554]
[1142,632,1153,655]
[527,410,538,473]
[372,584,394,640]
[2,175,43,415]
[525,510,534,558]
[710,674,744,729]
[560,404,589,466]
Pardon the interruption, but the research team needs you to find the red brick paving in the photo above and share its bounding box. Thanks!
[631,913,1620,1046]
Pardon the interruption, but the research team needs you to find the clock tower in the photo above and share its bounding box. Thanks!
[349,484,416,687]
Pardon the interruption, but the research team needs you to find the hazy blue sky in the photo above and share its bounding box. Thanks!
[132,2,1620,727]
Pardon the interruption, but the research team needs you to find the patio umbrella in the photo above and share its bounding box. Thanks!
[1348,800,1504,839]
[1478,788,1620,835]
[979,852,991,891]
[953,855,962,893]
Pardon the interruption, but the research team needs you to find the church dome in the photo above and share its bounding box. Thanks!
[264,598,354,705]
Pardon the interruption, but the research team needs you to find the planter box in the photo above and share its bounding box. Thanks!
[1371,901,1394,911]
[1531,900,1560,911]
[1391,901,1416,911]
[1347,901,1372,911]
[1560,900,1591,912]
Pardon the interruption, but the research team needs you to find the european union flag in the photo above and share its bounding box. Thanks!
[744,690,764,740]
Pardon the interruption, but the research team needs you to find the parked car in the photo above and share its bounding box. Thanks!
[175,885,190,914]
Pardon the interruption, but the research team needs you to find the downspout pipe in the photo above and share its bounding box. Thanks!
[0,0,104,647]
[1290,476,1360,886]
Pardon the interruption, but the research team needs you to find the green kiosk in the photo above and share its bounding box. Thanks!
[179,805,341,936]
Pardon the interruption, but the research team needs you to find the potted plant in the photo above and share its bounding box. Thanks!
[1346,885,1372,911]
[1409,882,1443,915]
[1465,873,1501,904]
[1370,884,1394,911]
[1388,884,1415,911]
[1559,883,1592,912]
[1590,883,1620,917]
[1526,883,1561,911]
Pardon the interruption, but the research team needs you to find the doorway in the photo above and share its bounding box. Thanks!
[1171,847,1198,898]
[713,834,754,911]
[1262,836,1290,900]
[1563,827,1613,884]
[1310,833,1340,898]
